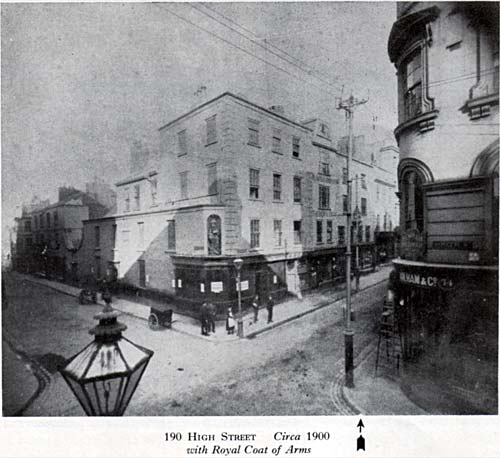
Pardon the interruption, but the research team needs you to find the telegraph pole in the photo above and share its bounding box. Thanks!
[355,173,360,287]
[337,94,368,388]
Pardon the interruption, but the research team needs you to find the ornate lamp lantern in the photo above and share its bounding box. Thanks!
[60,303,153,416]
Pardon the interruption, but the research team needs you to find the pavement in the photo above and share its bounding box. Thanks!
[342,341,428,415]
[20,266,392,342]
[2,336,41,416]
[5,263,431,416]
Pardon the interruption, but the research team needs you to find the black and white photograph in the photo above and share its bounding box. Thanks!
[1,1,499,456]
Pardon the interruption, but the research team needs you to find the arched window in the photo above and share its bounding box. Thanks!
[402,170,424,232]
[207,215,221,255]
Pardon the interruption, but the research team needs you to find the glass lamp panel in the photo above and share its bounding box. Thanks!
[85,380,104,415]
[64,375,96,416]
[63,343,96,380]
[119,337,153,368]
[85,344,128,380]
[117,359,149,415]
[84,376,126,416]
[110,376,127,414]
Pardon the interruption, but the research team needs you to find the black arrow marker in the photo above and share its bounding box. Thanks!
[357,419,365,433]
[357,435,365,451]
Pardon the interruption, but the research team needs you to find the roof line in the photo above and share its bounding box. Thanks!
[158,92,312,133]
[115,170,157,187]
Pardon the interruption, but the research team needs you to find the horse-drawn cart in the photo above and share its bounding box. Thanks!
[148,304,173,330]
[78,274,99,305]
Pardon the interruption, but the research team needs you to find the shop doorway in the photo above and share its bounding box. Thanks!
[255,271,268,299]
[138,260,146,288]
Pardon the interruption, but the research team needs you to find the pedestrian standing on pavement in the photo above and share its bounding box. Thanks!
[226,307,235,335]
[208,302,216,334]
[266,294,274,324]
[2,278,8,311]
[200,302,209,336]
[251,295,259,324]
[101,277,113,305]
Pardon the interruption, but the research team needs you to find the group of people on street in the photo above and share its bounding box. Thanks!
[201,293,276,337]
[250,294,274,325]
[200,302,217,336]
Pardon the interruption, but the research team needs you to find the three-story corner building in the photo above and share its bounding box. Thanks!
[388,2,498,412]
[81,92,398,312]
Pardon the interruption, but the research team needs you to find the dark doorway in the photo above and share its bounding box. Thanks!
[71,262,78,283]
[139,260,146,288]
[255,271,268,299]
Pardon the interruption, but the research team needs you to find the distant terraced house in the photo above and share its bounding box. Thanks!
[13,180,115,280]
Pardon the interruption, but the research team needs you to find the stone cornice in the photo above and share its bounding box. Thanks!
[394,109,439,141]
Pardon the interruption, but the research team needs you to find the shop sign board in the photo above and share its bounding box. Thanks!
[399,271,454,289]
[431,241,474,250]
[238,280,249,291]
[211,281,223,293]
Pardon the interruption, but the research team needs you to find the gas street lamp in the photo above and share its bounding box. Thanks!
[233,257,244,338]
[60,302,153,416]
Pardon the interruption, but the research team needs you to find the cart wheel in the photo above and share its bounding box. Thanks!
[148,313,161,330]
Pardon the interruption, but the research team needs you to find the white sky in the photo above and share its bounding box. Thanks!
[1,2,398,243]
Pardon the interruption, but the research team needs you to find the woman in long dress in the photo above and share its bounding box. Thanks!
[226,307,236,335]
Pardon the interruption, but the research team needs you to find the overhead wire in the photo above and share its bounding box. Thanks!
[197,3,342,91]
[155,3,497,132]
[427,67,497,89]
[433,132,498,136]
[153,3,340,98]
[435,123,499,127]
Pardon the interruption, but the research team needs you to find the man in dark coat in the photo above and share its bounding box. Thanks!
[2,278,8,311]
[101,278,112,305]
[207,302,216,333]
[200,302,209,336]
[251,295,259,324]
[266,294,274,324]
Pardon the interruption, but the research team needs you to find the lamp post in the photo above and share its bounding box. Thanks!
[233,258,244,338]
[353,204,361,292]
[337,94,366,389]
[60,302,153,416]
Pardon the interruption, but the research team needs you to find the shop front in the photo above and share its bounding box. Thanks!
[171,255,288,315]
[375,231,397,262]
[392,259,498,413]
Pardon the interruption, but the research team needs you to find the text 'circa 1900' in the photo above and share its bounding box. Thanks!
[165,430,332,456]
